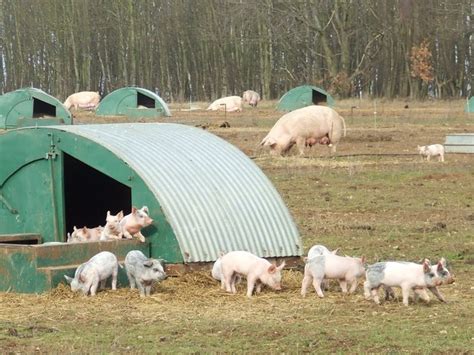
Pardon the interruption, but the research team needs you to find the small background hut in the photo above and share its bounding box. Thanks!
[277,85,335,112]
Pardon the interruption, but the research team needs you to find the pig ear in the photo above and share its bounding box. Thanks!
[79,274,86,283]
[73,226,78,231]
[361,256,366,264]
[268,264,277,274]
[82,227,87,232]
[64,275,73,284]
[142,206,149,214]
[332,248,339,255]
[423,261,431,273]
[437,261,445,271]
[277,261,286,270]
[106,211,111,217]
[117,211,124,219]
[131,206,138,213]
[439,257,446,266]
[143,260,153,268]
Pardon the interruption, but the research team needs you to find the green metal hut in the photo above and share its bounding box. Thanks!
[96,87,171,118]
[277,85,335,112]
[0,123,301,293]
[0,87,72,129]
[466,97,474,113]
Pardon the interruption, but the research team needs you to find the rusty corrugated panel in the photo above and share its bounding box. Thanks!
[53,123,301,262]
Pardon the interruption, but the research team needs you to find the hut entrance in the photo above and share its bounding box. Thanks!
[63,153,131,236]
[137,92,155,108]
[312,90,327,105]
[33,98,56,118]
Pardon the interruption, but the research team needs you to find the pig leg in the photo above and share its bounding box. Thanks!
[246,276,258,298]
[313,278,325,298]
[135,232,146,243]
[222,270,234,293]
[370,287,381,304]
[145,285,152,296]
[363,281,372,300]
[300,274,313,297]
[348,278,358,294]
[89,281,99,296]
[230,273,238,294]
[296,137,306,156]
[123,231,133,239]
[111,267,118,291]
[137,282,146,297]
[384,286,396,300]
[427,286,446,303]
[338,279,348,293]
[401,286,411,306]
[100,280,106,290]
[127,271,136,289]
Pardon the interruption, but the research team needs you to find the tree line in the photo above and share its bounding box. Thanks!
[0,0,472,102]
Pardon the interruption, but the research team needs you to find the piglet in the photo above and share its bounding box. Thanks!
[100,211,124,241]
[364,260,443,306]
[125,250,166,297]
[220,251,285,298]
[64,251,120,296]
[417,144,445,162]
[383,258,454,303]
[120,206,153,242]
[68,226,103,243]
[301,254,366,297]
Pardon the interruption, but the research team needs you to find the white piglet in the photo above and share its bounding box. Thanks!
[301,254,366,297]
[120,206,153,243]
[219,251,285,298]
[417,144,445,162]
[125,250,167,297]
[64,251,120,296]
[364,260,444,306]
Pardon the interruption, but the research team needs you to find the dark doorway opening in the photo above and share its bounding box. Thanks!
[33,98,56,118]
[312,90,327,105]
[137,92,155,108]
[63,153,131,236]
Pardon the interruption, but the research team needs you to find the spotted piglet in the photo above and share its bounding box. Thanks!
[120,206,153,242]
[301,254,366,298]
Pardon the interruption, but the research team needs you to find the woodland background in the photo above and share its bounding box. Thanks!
[0,0,472,101]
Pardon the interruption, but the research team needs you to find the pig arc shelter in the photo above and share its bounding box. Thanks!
[0,123,301,293]
[96,87,171,118]
[277,85,335,112]
[0,87,72,129]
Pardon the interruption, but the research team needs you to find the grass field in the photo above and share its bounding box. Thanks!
[1,99,473,353]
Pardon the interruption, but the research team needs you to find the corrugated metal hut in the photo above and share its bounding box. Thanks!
[0,87,72,129]
[96,87,171,118]
[466,97,474,113]
[0,123,301,293]
[277,85,335,112]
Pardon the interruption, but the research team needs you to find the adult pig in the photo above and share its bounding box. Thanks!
[242,90,261,107]
[301,254,365,297]
[120,206,153,243]
[125,250,167,297]
[63,91,100,111]
[220,251,285,298]
[364,260,443,306]
[260,105,346,155]
[207,96,243,112]
[64,251,119,296]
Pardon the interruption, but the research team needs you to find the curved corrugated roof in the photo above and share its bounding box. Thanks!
[51,123,301,261]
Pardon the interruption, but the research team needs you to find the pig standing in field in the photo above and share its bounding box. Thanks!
[125,250,167,297]
[100,211,124,241]
[364,260,444,306]
[120,206,153,243]
[67,225,103,243]
[417,144,445,162]
[301,254,366,298]
[383,258,454,303]
[242,90,261,107]
[63,91,100,111]
[260,106,346,155]
[207,96,243,112]
[64,251,120,296]
[220,251,285,298]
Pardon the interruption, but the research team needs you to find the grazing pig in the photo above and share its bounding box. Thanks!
[220,251,285,298]
[67,226,103,243]
[125,250,167,297]
[383,258,454,303]
[63,91,100,111]
[100,211,124,241]
[301,254,366,297]
[207,96,243,112]
[417,144,445,162]
[120,206,153,243]
[260,106,346,155]
[364,260,443,306]
[64,251,119,296]
[242,90,261,107]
